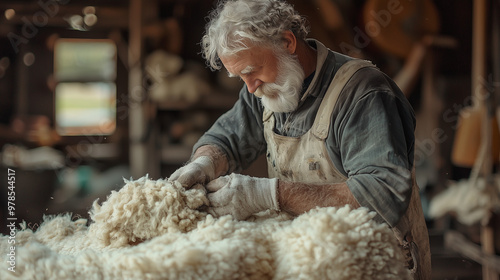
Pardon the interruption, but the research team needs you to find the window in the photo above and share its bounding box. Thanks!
[54,39,117,136]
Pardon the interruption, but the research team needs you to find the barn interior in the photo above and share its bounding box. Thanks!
[0,0,499,279]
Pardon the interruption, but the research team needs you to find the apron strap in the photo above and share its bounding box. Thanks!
[262,107,273,123]
[312,59,377,140]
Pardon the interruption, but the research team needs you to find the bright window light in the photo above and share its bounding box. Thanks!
[54,39,117,136]
[55,82,116,135]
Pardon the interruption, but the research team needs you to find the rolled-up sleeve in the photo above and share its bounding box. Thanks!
[335,84,415,227]
[193,87,267,173]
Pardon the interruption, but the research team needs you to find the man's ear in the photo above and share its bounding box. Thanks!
[282,30,297,54]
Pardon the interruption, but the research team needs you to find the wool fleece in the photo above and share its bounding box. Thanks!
[1,176,410,280]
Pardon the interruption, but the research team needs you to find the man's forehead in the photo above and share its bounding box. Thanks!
[222,46,273,76]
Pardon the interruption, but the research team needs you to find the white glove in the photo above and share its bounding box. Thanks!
[206,173,279,220]
[169,156,216,188]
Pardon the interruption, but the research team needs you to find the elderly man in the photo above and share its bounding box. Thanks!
[169,0,430,278]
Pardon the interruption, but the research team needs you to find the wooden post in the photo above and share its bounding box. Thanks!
[128,0,147,179]
[481,213,499,280]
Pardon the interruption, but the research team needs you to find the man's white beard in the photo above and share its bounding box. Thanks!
[256,51,305,113]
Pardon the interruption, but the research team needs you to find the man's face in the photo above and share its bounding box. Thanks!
[221,45,305,113]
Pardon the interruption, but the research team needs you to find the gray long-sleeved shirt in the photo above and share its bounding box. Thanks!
[193,39,415,227]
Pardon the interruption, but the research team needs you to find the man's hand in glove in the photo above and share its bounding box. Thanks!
[206,173,279,220]
[169,156,216,188]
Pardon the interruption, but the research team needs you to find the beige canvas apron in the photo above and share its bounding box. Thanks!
[263,59,431,279]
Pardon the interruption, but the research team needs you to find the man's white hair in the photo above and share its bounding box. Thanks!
[201,0,309,71]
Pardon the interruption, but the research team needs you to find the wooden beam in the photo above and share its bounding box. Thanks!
[0,3,129,29]
[444,230,500,275]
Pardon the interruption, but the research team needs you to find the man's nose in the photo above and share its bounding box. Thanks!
[245,78,263,95]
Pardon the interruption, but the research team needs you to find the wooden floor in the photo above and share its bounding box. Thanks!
[430,229,484,280]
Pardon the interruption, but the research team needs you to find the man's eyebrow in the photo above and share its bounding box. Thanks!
[240,65,254,75]
[227,65,254,78]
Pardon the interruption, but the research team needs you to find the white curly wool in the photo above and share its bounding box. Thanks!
[88,178,209,247]
[1,176,410,280]
[428,175,500,225]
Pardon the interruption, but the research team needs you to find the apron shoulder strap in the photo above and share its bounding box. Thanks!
[262,107,273,122]
[312,59,376,139]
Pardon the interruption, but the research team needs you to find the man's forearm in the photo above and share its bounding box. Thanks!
[277,180,360,216]
[192,145,229,178]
